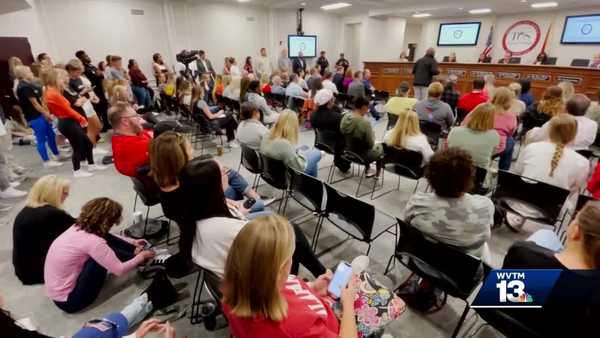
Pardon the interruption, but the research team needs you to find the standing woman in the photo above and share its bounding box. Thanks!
[44,68,106,178]
[223,57,232,75]
[14,65,62,167]
[128,59,152,109]
[13,175,74,285]
[44,198,155,313]
[243,56,254,74]
[152,53,168,86]
[491,87,518,170]
[65,59,104,150]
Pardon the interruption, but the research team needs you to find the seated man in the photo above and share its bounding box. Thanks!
[414,82,455,131]
[457,78,488,116]
[110,102,153,177]
[340,97,383,177]
[284,73,308,99]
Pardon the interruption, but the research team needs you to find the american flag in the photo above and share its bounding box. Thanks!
[483,25,494,57]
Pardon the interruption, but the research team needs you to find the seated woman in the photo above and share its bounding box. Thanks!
[521,86,562,136]
[236,102,269,150]
[44,198,155,313]
[383,109,434,167]
[260,110,322,177]
[149,132,325,278]
[223,76,241,101]
[448,103,500,170]
[515,113,589,192]
[246,80,279,124]
[501,201,600,337]
[191,85,238,148]
[222,215,359,338]
[404,148,494,261]
[13,175,74,285]
[340,97,383,177]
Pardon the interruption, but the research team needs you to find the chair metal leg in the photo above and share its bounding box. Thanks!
[142,206,151,237]
[190,269,205,325]
[355,166,366,197]
[133,193,139,212]
[451,302,471,338]
[384,254,395,275]
[365,242,372,256]
[311,216,324,251]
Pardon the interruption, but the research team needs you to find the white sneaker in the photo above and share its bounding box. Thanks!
[43,160,64,168]
[93,148,108,155]
[73,170,94,178]
[10,181,20,188]
[227,140,240,149]
[88,164,108,171]
[0,186,27,199]
[365,168,377,178]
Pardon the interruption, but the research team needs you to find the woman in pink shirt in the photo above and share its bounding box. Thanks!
[44,198,155,313]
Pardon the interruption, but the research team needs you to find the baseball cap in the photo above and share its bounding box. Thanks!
[72,312,128,338]
[313,89,334,106]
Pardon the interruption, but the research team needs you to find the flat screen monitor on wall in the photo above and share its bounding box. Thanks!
[561,14,600,44]
[437,22,481,46]
[288,35,317,58]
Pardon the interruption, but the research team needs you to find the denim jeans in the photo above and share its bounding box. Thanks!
[527,229,564,252]
[28,116,59,162]
[224,169,264,213]
[499,136,515,171]
[302,148,322,177]
[132,85,152,108]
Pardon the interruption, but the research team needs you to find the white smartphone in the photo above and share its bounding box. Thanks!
[327,261,353,298]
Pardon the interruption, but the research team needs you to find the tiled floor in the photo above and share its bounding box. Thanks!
[0,118,544,337]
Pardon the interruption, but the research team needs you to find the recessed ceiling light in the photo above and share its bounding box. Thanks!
[300,2,307,6]
[321,2,352,10]
[469,8,492,14]
[412,13,432,18]
[237,0,251,2]
[521,0,527,2]
[531,1,558,8]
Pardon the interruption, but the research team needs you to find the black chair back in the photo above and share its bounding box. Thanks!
[314,129,338,155]
[442,56,450,62]
[381,143,423,179]
[286,96,305,113]
[508,57,521,64]
[571,58,590,67]
[396,219,483,298]
[576,194,599,213]
[131,176,161,206]
[289,168,325,212]
[325,184,375,240]
[545,57,557,65]
[270,93,287,108]
[419,120,443,148]
[240,145,263,174]
[472,167,488,194]
[373,90,390,102]
[576,149,593,159]
[335,93,351,108]
[260,154,290,190]
[191,104,216,133]
[493,170,570,223]
[342,136,370,165]
[387,113,399,130]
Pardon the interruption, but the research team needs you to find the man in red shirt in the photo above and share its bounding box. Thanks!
[457,78,489,118]
[110,102,153,177]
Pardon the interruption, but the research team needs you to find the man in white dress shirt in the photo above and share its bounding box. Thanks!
[256,48,272,79]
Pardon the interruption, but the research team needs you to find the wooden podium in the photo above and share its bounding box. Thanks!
[364,61,600,100]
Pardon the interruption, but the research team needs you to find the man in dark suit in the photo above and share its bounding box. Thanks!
[412,47,439,100]
[196,50,215,79]
[316,50,329,76]
[292,51,307,75]
[335,53,350,74]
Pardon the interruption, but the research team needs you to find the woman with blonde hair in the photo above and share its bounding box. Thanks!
[483,73,496,99]
[489,87,517,170]
[522,86,563,134]
[450,103,500,169]
[383,109,433,166]
[558,81,575,102]
[212,74,224,102]
[515,113,589,191]
[44,68,106,178]
[222,215,358,338]
[12,175,74,284]
[223,76,241,101]
[260,110,322,176]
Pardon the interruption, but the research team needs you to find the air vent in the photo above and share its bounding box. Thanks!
[131,9,144,15]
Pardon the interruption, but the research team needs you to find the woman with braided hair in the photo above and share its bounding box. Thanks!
[515,113,589,191]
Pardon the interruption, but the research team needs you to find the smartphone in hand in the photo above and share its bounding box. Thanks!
[327,261,353,299]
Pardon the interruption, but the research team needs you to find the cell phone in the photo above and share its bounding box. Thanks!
[143,242,152,250]
[328,261,353,299]
[243,198,256,209]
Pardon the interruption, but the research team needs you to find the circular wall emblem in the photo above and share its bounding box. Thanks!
[453,30,463,39]
[502,20,541,56]
[581,24,593,35]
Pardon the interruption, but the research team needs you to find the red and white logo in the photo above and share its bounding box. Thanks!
[502,20,541,56]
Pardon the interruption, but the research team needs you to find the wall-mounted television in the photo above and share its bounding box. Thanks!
[561,14,600,44]
[288,35,317,58]
[437,22,481,46]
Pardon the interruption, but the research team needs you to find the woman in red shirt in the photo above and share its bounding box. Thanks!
[44,68,106,178]
[222,215,358,338]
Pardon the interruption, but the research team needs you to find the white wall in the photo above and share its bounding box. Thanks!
[403,22,421,55]
[0,0,50,58]
[414,7,600,65]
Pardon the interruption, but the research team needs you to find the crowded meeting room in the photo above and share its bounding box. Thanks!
[2,0,600,337]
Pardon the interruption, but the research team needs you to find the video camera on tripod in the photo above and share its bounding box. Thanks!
[176,49,200,79]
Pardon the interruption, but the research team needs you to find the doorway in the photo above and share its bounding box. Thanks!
[343,23,361,70]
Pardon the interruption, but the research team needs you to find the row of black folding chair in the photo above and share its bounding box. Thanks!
[371,144,424,200]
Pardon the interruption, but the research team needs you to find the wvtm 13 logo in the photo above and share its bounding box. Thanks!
[471,270,562,309]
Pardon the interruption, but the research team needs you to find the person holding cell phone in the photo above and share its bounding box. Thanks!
[222,215,359,338]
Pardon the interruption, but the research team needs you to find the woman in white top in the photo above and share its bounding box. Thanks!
[515,114,589,192]
[383,109,433,166]
[229,58,241,77]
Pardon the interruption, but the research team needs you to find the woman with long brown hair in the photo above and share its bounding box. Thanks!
[521,85,563,134]
[191,85,238,147]
[515,113,589,191]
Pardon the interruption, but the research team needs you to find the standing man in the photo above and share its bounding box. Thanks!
[316,51,329,76]
[76,50,109,130]
[335,53,350,74]
[278,48,291,72]
[412,47,439,101]
[196,50,215,79]
[292,51,307,75]
[363,69,375,95]
[256,48,272,78]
